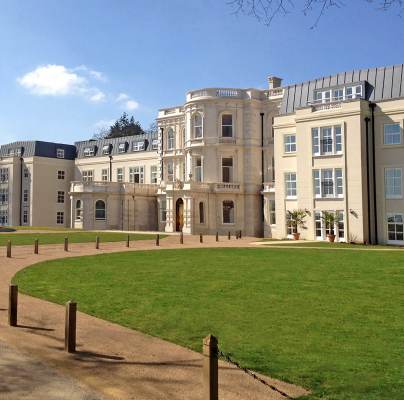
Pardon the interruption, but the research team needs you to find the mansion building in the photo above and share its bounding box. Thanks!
[1,63,404,245]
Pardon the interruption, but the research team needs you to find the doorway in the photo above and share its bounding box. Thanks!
[176,198,184,232]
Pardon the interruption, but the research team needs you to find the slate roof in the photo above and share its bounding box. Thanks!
[280,64,404,115]
[74,132,159,159]
[0,141,76,160]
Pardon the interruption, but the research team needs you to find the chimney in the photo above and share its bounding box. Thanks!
[268,75,282,89]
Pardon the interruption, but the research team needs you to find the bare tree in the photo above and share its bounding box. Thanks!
[228,0,403,27]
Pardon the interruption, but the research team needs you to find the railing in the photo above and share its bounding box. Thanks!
[218,137,236,144]
[70,181,158,195]
[187,88,245,101]
[263,181,275,192]
[266,88,284,98]
[312,102,343,112]
[214,183,241,191]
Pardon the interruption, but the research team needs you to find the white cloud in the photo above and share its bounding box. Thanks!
[115,92,129,102]
[125,100,139,110]
[89,89,106,103]
[115,92,139,111]
[17,64,106,103]
[18,65,85,96]
[74,65,107,82]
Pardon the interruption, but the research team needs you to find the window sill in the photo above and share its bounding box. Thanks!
[381,143,404,149]
[386,196,403,200]
[313,153,343,158]
[285,196,297,200]
[283,153,296,157]
[315,196,344,200]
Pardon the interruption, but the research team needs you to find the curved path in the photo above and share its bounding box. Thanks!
[0,235,309,400]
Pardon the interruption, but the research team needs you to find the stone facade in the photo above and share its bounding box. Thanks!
[2,64,404,245]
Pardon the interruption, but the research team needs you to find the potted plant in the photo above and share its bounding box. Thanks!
[287,209,308,240]
[321,211,338,242]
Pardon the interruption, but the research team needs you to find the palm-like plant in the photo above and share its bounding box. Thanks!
[321,211,338,241]
[287,209,308,239]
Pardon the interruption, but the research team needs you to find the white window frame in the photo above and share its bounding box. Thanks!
[193,113,203,139]
[75,200,83,221]
[387,213,404,243]
[269,199,276,225]
[383,123,402,145]
[0,188,8,205]
[129,166,145,184]
[82,170,94,182]
[101,168,109,182]
[117,167,124,182]
[314,210,345,241]
[132,141,145,152]
[118,143,126,153]
[0,210,8,225]
[0,168,9,183]
[385,167,403,199]
[167,129,175,150]
[285,172,297,199]
[23,209,28,224]
[167,160,174,182]
[194,157,203,182]
[313,168,344,199]
[23,189,29,203]
[95,200,106,221]
[284,134,296,153]
[151,165,158,184]
[312,125,343,156]
[83,147,95,157]
[152,139,159,150]
[160,199,167,222]
[102,144,111,155]
[56,148,65,159]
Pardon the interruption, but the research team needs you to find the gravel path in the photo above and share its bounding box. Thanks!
[0,339,105,400]
[0,235,309,400]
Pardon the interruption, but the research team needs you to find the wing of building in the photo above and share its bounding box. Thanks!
[1,64,404,244]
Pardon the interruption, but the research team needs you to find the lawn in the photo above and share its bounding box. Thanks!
[0,231,160,246]
[13,248,404,400]
[268,241,404,250]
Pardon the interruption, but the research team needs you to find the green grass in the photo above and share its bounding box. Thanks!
[0,232,161,246]
[7,225,74,231]
[270,241,403,250]
[13,248,404,399]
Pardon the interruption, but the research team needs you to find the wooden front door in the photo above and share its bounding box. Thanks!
[176,198,184,232]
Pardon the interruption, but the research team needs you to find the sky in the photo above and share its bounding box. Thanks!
[1,0,403,145]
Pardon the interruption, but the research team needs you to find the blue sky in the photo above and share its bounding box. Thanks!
[0,0,403,145]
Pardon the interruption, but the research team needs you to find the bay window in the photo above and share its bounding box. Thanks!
[193,113,203,138]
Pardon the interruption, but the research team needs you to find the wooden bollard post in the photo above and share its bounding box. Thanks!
[239,230,242,239]
[34,239,39,254]
[96,236,100,249]
[126,235,130,248]
[216,232,219,242]
[6,240,11,258]
[200,234,203,243]
[203,334,218,400]
[156,234,160,246]
[8,284,18,327]
[65,301,77,353]
[180,232,184,244]
[228,231,231,240]
[64,237,68,252]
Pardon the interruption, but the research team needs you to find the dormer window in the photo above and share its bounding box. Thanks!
[132,141,145,152]
[83,147,95,157]
[56,148,65,158]
[118,143,127,153]
[152,139,159,150]
[314,84,363,104]
[102,144,111,155]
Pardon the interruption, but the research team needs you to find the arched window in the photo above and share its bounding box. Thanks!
[95,200,106,220]
[193,113,203,138]
[199,202,205,224]
[223,200,234,224]
[75,199,83,221]
[167,128,175,150]
[221,114,233,137]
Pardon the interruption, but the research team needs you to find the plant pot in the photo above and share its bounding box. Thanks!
[292,232,300,240]
[327,234,336,243]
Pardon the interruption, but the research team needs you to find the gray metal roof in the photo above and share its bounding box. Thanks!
[0,141,76,160]
[280,64,404,114]
[75,132,158,159]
